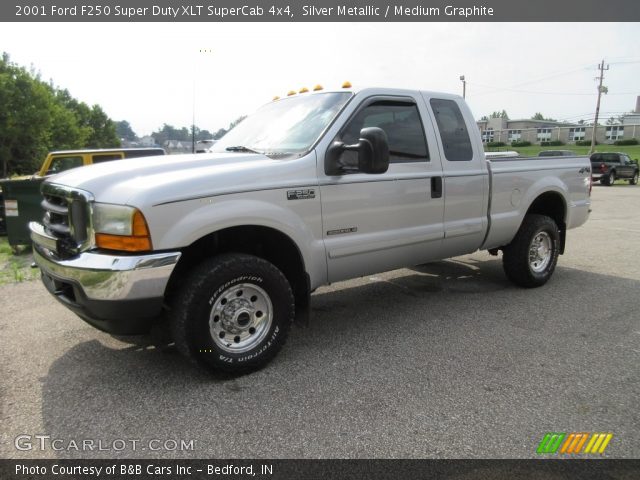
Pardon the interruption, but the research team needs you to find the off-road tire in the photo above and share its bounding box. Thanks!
[503,214,560,288]
[170,253,294,374]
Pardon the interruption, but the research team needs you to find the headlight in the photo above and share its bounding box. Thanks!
[92,203,152,252]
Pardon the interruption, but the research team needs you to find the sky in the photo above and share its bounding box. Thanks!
[1,22,638,136]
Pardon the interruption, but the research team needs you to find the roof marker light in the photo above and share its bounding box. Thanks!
[342,81,352,88]
[287,90,296,96]
[313,84,323,91]
[272,96,280,101]
[299,87,309,93]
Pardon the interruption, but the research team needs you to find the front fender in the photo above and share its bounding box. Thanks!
[143,193,327,288]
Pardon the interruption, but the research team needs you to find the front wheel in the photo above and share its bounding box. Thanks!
[630,171,639,185]
[502,214,560,288]
[170,253,294,374]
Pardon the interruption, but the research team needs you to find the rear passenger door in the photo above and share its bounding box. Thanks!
[319,95,445,282]
[423,96,489,258]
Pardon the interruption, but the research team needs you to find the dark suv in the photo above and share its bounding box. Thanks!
[590,152,639,186]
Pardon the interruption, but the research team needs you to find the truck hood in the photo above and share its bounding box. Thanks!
[46,152,315,207]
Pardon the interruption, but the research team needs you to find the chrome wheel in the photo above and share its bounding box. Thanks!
[609,172,615,184]
[529,231,552,273]
[209,283,273,353]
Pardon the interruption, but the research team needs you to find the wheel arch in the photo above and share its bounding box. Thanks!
[166,225,310,322]
[523,190,567,253]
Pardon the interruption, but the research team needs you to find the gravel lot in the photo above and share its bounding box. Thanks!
[1,185,639,459]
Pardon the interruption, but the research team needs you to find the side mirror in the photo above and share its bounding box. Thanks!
[325,127,390,175]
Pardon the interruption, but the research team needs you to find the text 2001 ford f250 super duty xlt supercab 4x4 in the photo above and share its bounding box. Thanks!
[29,86,592,373]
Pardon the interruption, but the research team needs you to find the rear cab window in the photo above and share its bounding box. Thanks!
[429,98,473,161]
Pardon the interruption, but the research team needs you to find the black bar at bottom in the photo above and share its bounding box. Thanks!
[1,459,639,480]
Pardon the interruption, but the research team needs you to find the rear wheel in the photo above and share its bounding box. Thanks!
[503,214,560,288]
[630,171,638,185]
[603,171,615,186]
[170,253,294,374]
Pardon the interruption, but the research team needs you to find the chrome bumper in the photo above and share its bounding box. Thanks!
[31,234,181,302]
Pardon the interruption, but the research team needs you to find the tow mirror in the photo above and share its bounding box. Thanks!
[325,127,390,175]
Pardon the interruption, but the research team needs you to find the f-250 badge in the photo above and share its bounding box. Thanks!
[287,188,315,200]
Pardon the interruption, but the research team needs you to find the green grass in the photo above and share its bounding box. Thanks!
[485,144,640,160]
[0,237,39,285]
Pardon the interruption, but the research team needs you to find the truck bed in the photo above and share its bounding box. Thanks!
[483,155,591,250]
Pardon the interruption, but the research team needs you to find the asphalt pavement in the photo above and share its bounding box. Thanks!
[1,184,639,459]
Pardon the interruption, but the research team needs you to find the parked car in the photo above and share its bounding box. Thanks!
[29,87,591,373]
[590,152,639,185]
[538,150,575,157]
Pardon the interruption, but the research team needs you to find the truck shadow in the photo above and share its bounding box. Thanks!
[37,257,639,458]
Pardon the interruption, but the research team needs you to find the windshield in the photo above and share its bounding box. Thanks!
[212,92,352,157]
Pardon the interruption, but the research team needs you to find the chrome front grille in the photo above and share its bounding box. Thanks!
[40,183,93,255]
[42,194,71,236]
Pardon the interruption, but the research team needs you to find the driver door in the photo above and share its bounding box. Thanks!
[319,95,445,283]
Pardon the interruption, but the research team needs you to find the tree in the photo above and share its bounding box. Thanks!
[85,105,119,148]
[0,53,52,175]
[531,113,557,122]
[115,120,137,141]
[489,110,509,119]
[0,52,121,176]
[196,129,213,141]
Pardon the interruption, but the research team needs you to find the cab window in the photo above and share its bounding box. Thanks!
[340,100,429,163]
[430,98,473,161]
[46,156,83,175]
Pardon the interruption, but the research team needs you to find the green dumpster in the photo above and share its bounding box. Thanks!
[0,177,46,247]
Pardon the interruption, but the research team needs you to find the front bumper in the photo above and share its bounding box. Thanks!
[31,233,181,335]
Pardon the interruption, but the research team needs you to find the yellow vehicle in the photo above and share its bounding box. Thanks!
[37,147,166,177]
[1,147,165,246]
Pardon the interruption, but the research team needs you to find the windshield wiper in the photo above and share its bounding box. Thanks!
[225,145,263,154]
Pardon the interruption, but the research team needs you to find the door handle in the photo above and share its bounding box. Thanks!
[431,176,443,198]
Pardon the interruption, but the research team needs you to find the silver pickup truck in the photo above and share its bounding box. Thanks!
[29,87,591,373]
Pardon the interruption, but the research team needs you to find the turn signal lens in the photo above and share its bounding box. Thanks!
[95,233,152,252]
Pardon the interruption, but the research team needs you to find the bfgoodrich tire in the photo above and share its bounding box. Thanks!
[170,253,294,374]
[502,214,560,288]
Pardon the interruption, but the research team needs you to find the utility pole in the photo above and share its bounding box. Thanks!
[590,60,609,154]
[459,75,466,99]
